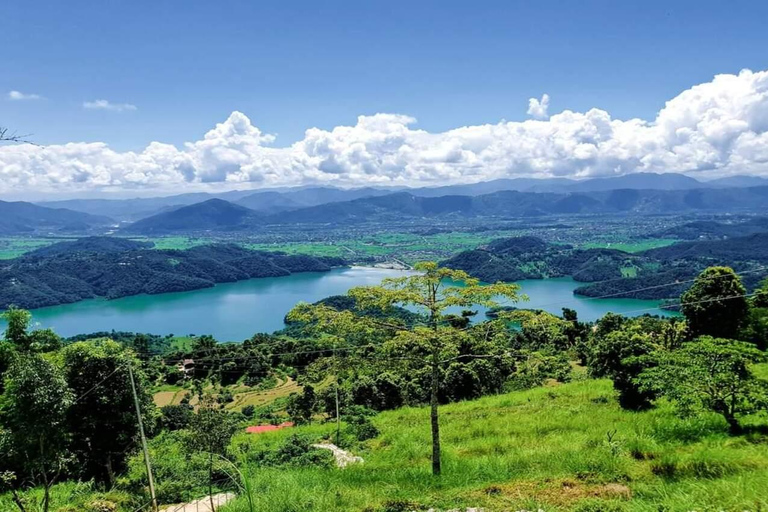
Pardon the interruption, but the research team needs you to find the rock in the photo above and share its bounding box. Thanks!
[311,443,364,468]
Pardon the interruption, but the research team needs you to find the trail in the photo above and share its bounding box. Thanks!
[159,492,235,512]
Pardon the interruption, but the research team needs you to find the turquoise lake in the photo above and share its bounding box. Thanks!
[1,267,675,341]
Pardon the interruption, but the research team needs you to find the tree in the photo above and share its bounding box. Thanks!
[588,325,658,410]
[286,385,318,425]
[1,308,62,353]
[640,337,767,434]
[187,395,239,512]
[0,355,73,512]
[62,340,154,485]
[681,267,748,339]
[349,261,524,475]
[1,307,32,350]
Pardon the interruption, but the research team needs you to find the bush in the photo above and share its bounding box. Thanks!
[250,434,335,468]
[160,404,193,431]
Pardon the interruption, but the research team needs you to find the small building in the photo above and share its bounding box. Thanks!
[176,358,195,377]
[245,422,294,434]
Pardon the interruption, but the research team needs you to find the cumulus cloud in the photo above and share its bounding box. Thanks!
[8,90,42,101]
[83,99,137,112]
[3,68,768,197]
[527,93,550,119]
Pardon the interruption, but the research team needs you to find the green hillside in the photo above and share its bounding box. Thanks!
[220,377,768,512]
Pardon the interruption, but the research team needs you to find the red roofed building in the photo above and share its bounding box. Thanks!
[245,422,294,434]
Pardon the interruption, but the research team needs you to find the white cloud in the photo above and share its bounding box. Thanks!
[3,68,768,197]
[527,93,550,119]
[8,90,42,101]
[83,99,137,112]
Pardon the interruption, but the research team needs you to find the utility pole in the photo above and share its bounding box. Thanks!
[334,341,341,445]
[129,363,158,512]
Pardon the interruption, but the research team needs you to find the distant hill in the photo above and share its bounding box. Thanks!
[704,175,768,188]
[566,172,702,192]
[121,199,260,234]
[441,236,643,283]
[641,232,768,263]
[1,242,346,310]
[651,217,768,240]
[0,200,112,235]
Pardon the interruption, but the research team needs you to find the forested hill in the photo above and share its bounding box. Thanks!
[0,200,113,235]
[441,236,646,283]
[0,238,345,309]
[443,234,768,300]
[649,216,768,240]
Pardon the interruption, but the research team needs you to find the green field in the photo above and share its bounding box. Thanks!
[0,238,58,259]
[580,239,678,253]
[218,377,768,512]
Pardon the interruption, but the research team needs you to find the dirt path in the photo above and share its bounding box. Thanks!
[159,492,235,512]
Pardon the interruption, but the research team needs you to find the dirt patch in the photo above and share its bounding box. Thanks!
[469,479,631,508]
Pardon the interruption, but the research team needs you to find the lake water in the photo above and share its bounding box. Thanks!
[1,268,675,341]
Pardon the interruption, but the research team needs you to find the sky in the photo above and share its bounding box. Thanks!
[2,0,768,199]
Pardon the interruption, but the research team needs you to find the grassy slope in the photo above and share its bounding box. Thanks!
[223,379,768,512]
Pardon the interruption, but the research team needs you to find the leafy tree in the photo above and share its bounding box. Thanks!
[639,337,768,434]
[588,325,658,410]
[160,404,194,431]
[753,278,768,309]
[187,395,239,512]
[739,307,768,351]
[1,308,62,354]
[1,307,32,349]
[61,340,154,485]
[681,266,748,339]
[286,385,318,425]
[349,261,524,475]
[0,355,73,512]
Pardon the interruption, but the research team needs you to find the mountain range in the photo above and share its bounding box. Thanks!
[0,200,112,235]
[32,173,768,223]
[4,173,768,235]
[120,186,768,234]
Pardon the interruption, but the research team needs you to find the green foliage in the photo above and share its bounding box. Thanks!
[286,385,318,425]
[62,340,155,485]
[681,266,749,339]
[588,318,659,410]
[247,434,334,469]
[0,354,73,512]
[159,404,194,431]
[506,350,572,390]
[639,337,768,434]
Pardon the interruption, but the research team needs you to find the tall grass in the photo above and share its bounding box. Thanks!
[222,379,768,512]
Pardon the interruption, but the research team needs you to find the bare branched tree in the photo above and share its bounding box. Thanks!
[0,126,34,144]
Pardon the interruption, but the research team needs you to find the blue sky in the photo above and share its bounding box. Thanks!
[3,0,768,150]
[2,1,768,198]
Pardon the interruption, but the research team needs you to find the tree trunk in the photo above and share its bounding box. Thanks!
[430,346,441,476]
[725,413,742,435]
[42,484,50,512]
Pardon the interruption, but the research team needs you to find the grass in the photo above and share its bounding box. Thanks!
[222,379,768,512]
[225,377,301,411]
[152,377,301,411]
